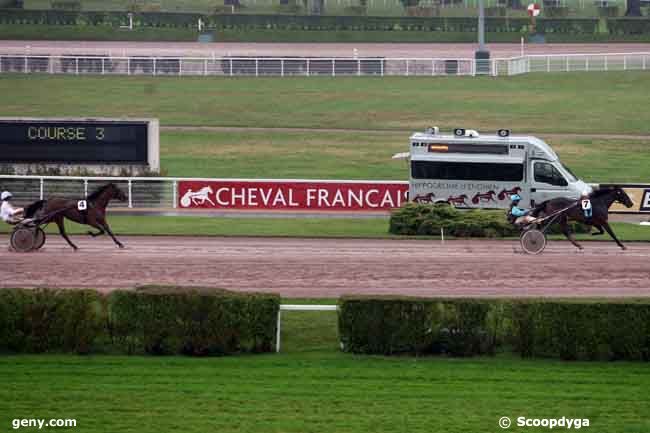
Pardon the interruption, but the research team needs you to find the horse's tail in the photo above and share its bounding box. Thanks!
[24,199,46,219]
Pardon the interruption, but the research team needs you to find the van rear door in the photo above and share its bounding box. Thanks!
[530,160,570,205]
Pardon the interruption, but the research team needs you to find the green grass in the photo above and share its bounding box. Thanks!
[2,73,650,135]
[1,305,650,433]
[158,130,650,182]
[2,215,649,241]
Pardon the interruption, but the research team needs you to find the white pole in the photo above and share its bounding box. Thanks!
[440,227,445,244]
[275,310,282,353]
[520,36,524,57]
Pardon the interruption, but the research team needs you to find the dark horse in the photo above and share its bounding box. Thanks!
[531,186,634,250]
[25,183,127,250]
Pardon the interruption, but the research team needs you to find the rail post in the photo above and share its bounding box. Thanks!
[624,55,627,70]
[357,59,361,76]
[153,58,157,76]
[128,180,133,208]
[547,56,550,73]
[306,58,310,77]
[127,58,130,75]
[405,59,409,76]
[179,59,182,76]
[39,178,44,200]
[84,179,88,197]
[101,57,105,75]
[275,310,282,353]
[0,56,3,74]
[204,58,207,76]
[566,56,569,72]
[644,55,647,70]
[255,58,259,77]
[230,58,233,76]
[281,59,284,77]
[332,59,335,77]
[605,55,608,71]
[24,56,27,73]
[380,59,384,76]
[76,57,79,75]
[172,180,178,209]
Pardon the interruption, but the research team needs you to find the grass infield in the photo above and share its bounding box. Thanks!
[2,73,650,135]
[1,305,649,433]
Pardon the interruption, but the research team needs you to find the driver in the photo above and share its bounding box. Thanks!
[1,191,24,224]
[508,194,536,226]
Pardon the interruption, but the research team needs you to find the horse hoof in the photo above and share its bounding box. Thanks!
[118,244,125,249]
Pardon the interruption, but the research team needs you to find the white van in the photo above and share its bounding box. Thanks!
[398,127,591,209]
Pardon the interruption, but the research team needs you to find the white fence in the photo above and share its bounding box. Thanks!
[0,175,177,209]
[1,52,648,77]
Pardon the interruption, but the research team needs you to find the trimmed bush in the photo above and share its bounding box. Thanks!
[0,10,630,36]
[338,296,498,356]
[338,297,650,361]
[389,203,588,238]
[108,286,279,355]
[512,300,650,361]
[0,288,102,354]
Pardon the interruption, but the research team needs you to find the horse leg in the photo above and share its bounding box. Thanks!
[591,224,605,236]
[99,220,124,248]
[86,222,105,237]
[560,218,583,250]
[602,222,626,250]
[55,217,78,250]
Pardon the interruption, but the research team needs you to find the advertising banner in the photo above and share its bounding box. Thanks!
[178,180,409,212]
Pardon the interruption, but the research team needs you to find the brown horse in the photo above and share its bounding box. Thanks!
[25,183,127,250]
[531,186,634,250]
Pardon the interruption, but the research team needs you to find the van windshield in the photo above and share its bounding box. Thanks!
[561,164,578,182]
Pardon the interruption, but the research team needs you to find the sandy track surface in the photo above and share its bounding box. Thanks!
[2,235,649,298]
[2,41,650,58]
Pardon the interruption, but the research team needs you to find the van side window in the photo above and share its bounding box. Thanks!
[411,161,523,181]
[534,162,568,186]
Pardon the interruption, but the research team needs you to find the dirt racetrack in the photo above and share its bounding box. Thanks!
[2,41,650,58]
[2,235,649,297]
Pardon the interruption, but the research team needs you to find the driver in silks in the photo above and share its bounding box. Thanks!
[508,194,536,226]
[1,191,24,224]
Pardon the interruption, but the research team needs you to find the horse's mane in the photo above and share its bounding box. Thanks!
[591,187,619,199]
[87,183,114,200]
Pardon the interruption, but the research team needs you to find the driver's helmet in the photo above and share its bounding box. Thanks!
[1,191,12,201]
[510,194,522,203]
[581,189,590,198]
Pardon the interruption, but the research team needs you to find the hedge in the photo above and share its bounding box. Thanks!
[338,296,499,356]
[2,10,639,35]
[0,287,280,356]
[389,203,588,238]
[108,286,279,355]
[0,288,102,354]
[338,297,650,361]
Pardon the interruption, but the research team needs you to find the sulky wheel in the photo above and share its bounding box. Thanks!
[33,228,46,250]
[520,229,547,255]
[10,227,36,253]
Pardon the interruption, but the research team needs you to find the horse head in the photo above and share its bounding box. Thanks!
[613,187,634,208]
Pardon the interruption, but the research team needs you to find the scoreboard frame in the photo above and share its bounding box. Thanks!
[0,117,159,172]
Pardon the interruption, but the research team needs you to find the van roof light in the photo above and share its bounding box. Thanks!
[425,126,439,135]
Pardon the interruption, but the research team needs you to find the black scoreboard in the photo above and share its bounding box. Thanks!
[0,119,149,163]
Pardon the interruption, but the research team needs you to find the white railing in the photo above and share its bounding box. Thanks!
[0,55,476,77]
[0,52,648,77]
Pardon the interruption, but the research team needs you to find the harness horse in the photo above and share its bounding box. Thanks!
[518,187,634,254]
[10,183,127,252]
